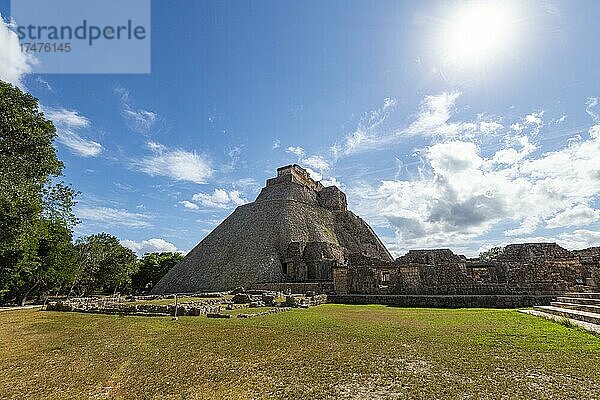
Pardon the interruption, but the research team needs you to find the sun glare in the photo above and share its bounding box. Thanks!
[440,2,518,68]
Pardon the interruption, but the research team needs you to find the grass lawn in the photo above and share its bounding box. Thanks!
[1,305,599,399]
[220,306,277,316]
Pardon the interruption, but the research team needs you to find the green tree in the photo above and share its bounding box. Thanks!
[72,233,138,295]
[13,219,78,304]
[0,80,78,305]
[132,252,183,292]
[479,246,504,262]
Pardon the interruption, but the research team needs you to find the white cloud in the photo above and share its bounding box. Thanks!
[123,109,158,133]
[590,124,600,140]
[272,139,281,149]
[115,86,158,134]
[321,176,344,189]
[77,206,152,228]
[553,115,567,124]
[121,238,181,256]
[43,107,103,157]
[479,121,504,135]
[507,111,545,137]
[229,190,247,206]
[350,122,600,255]
[138,144,213,184]
[525,112,542,126]
[504,217,540,236]
[523,111,544,136]
[302,155,330,171]
[428,141,482,174]
[0,16,34,87]
[234,177,257,188]
[405,92,462,136]
[179,200,200,210]
[331,93,503,158]
[223,145,243,172]
[586,97,599,122]
[147,141,166,152]
[492,135,536,165]
[404,93,504,139]
[286,146,305,158]
[556,230,600,249]
[545,203,600,229]
[492,230,600,253]
[191,188,248,209]
[331,97,396,158]
[55,130,103,157]
[304,167,322,181]
[44,107,90,128]
[35,76,53,91]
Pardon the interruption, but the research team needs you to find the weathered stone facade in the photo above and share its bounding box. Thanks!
[153,165,392,293]
[573,247,600,287]
[333,243,600,299]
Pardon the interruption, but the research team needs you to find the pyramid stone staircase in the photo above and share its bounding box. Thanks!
[522,293,600,334]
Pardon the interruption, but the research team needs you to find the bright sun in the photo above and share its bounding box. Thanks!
[440,2,518,68]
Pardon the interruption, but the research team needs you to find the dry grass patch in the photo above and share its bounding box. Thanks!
[1,305,599,399]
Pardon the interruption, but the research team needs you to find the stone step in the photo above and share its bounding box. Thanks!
[550,301,600,314]
[562,292,600,299]
[556,296,600,306]
[533,305,600,325]
[519,309,600,334]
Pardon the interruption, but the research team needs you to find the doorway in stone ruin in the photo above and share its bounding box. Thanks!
[282,262,288,276]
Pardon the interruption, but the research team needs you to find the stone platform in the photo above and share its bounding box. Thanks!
[328,294,555,308]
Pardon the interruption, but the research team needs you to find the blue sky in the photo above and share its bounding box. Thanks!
[1,0,599,257]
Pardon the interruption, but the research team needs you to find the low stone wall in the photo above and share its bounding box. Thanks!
[328,294,556,308]
[249,281,333,294]
[45,300,221,317]
[392,283,575,296]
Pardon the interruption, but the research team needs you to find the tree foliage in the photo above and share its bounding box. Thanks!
[72,233,139,295]
[479,246,504,261]
[0,80,79,305]
[132,252,183,292]
[0,81,177,304]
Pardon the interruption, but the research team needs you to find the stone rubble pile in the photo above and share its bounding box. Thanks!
[45,299,220,317]
[44,289,328,318]
[129,292,228,302]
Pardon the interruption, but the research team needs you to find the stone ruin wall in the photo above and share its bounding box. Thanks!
[258,167,392,286]
[495,243,587,285]
[281,241,344,282]
[396,249,474,286]
[574,247,600,287]
[333,243,600,296]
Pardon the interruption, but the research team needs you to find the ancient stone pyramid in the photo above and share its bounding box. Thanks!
[152,164,392,293]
